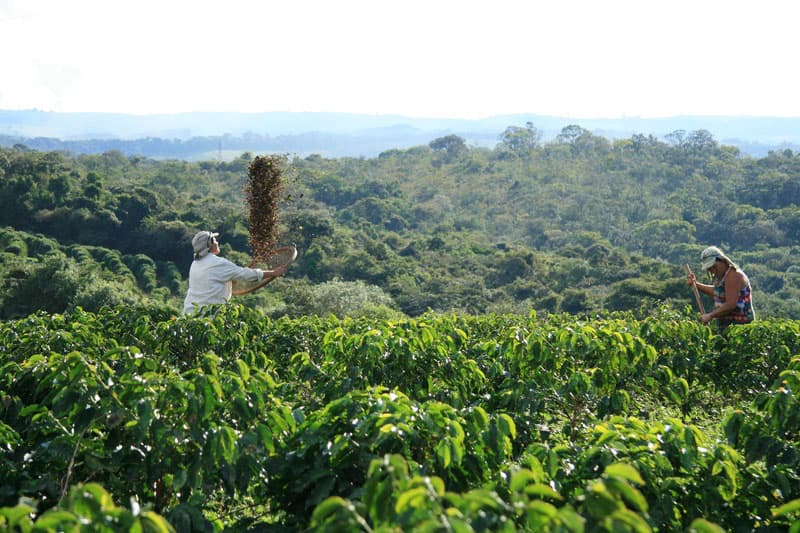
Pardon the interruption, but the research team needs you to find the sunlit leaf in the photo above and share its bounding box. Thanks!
[773,498,800,517]
[687,518,727,533]
[605,463,644,485]
[396,487,429,513]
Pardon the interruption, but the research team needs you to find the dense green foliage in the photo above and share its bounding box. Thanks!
[3,127,800,530]
[1,305,800,530]
[1,124,799,320]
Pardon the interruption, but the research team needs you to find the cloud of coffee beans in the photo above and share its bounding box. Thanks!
[245,155,285,262]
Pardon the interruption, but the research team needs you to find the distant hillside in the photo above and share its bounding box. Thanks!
[1,109,799,158]
[2,126,800,319]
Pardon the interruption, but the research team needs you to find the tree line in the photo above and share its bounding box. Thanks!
[0,123,798,319]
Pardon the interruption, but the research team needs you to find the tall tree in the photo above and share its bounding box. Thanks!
[499,122,542,154]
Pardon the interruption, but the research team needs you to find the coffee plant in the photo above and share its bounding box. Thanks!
[1,304,800,530]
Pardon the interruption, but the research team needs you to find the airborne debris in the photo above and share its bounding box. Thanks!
[245,155,285,262]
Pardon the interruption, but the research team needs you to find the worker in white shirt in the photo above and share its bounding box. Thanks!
[182,230,286,315]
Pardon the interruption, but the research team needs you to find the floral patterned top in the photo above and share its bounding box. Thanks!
[713,268,755,331]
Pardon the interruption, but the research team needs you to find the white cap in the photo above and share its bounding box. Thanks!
[191,231,218,257]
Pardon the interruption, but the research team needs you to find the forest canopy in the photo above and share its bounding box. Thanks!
[1,123,799,319]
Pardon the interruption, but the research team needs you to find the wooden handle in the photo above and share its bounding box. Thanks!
[685,263,706,315]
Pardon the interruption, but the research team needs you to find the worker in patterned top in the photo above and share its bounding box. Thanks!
[686,245,755,333]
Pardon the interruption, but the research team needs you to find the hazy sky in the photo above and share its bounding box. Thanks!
[2,0,798,119]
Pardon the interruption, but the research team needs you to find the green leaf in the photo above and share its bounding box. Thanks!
[216,426,237,464]
[22,354,46,368]
[171,469,188,491]
[605,462,644,485]
[687,518,727,532]
[427,476,446,497]
[604,509,651,533]
[364,474,395,523]
[441,516,473,533]
[139,511,176,533]
[523,483,563,501]
[450,436,465,466]
[79,483,116,509]
[235,359,250,381]
[395,487,429,513]
[468,406,490,428]
[604,477,648,513]
[31,510,80,528]
[554,505,586,532]
[0,503,35,528]
[257,423,275,454]
[19,404,45,417]
[205,375,223,409]
[308,475,338,509]
[596,429,619,446]
[437,439,451,468]
[584,484,622,519]
[310,496,351,524]
[773,498,800,517]
[136,400,154,434]
[510,469,538,492]
[497,413,517,440]
[527,499,558,518]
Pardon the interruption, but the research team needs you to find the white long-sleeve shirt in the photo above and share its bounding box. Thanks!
[183,254,263,315]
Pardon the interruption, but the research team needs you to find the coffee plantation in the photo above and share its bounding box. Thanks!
[1,304,800,531]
